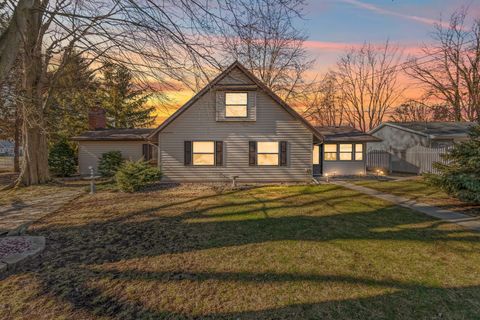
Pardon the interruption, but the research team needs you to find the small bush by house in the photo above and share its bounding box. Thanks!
[115,160,162,192]
[98,151,123,177]
[48,140,76,177]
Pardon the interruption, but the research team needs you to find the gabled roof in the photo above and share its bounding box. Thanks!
[148,61,323,140]
[315,126,382,142]
[72,128,154,141]
[369,121,475,139]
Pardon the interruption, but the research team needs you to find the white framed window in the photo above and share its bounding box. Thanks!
[324,144,337,161]
[339,144,353,160]
[225,92,248,117]
[257,142,279,165]
[355,144,363,161]
[313,145,320,165]
[192,141,215,165]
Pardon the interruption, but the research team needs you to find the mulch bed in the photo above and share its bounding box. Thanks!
[0,237,32,260]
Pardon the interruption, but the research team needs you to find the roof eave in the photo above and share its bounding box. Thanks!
[72,137,149,141]
[430,134,470,140]
[370,122,430,137]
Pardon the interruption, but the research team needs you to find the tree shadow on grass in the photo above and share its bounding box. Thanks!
[7,185,480,319]
[38,268,480,319]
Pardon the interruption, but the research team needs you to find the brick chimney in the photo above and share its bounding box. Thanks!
[88,108,106,130]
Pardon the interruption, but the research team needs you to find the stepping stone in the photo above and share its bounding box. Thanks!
[0,236,45,272]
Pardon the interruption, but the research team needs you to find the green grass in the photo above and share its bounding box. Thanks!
[1,184,480,319]
[354,177,480,216]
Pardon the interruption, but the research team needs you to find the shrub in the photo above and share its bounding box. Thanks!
[98,151,123,177]
[115,160,162,192]
[48,140,76,177]
[425,125,480,203]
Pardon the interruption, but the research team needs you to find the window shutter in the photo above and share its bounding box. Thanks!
[184,141,192,166]
[249,141,257,166]
[215,141,223,166]
[248,91,256,121]
[216,91,226,121]
[280,141,287,166]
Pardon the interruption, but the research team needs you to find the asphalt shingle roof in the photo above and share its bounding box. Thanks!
[314,126,382,142]
[388,122,475,137]
[72,128,154,141]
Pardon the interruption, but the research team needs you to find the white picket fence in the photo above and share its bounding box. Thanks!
[405,146,450,174]
[366,150,391,171]
[367,146,450,174]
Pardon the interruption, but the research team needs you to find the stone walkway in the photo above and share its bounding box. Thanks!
[333,181,480,232]
[0,189,83,235]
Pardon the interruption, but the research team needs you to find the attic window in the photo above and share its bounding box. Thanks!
[225,93,247,117]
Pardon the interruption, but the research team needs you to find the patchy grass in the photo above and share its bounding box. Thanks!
[0,184,70,206]
[1,184,480,319]
[355,177,480,217]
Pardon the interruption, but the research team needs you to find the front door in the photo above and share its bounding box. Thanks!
[313,144,322,176]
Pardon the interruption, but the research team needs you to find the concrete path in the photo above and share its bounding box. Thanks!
[0,189,83,235]
[333,181,480,232]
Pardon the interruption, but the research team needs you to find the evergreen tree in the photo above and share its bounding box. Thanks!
[100,63,156,128]
[46,52,98,144]
[426,125,480,203]
[48,140,76,177]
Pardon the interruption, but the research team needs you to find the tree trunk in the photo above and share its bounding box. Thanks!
[17,0,50,185]
[13,105,20,173]
[20,124,49,185]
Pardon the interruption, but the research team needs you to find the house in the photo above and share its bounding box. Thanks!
[73,61,379,181]
[313,126,381,177]
[72,128,156,176]
[368,121,476,173]
[0,140,14,156]
[369,122,475,149]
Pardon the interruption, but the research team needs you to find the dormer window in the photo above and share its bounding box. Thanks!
[225,92,248,117]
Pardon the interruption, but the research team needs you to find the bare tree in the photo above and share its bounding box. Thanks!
[216,0,313,102]
[335,42,404,132]
[406,9,480,122]
[391,99,457,122]
[0,63,22,173]
[302,72,346,126]
[391,100,433,122]
[0,0,309,185]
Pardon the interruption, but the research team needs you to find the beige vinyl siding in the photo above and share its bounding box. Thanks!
[323,161,366,176]
[217,67,253,85]
[158,67,313,182]
[78,141,144,176]
[322,142,367,176]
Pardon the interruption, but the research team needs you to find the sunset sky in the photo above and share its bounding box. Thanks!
[157,0,480,123]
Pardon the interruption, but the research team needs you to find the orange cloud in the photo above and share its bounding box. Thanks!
[303,40,362,51]
[304,40,430,58]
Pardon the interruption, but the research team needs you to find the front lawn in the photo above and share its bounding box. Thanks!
[355,177,480,216]
[0,184,70,206]
[1,184,480,319]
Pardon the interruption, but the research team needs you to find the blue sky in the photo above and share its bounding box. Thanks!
[300,0,480,72]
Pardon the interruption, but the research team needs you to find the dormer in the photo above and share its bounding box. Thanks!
[215,86,257,122]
